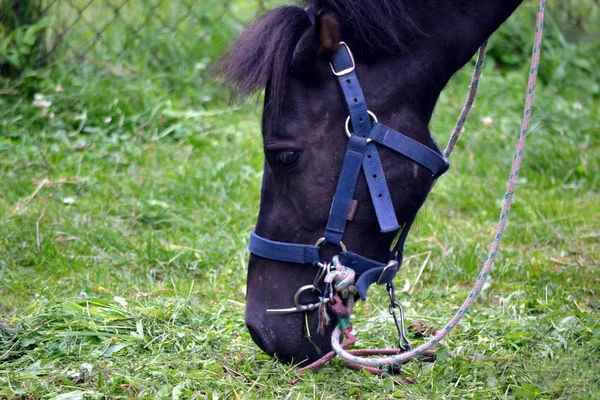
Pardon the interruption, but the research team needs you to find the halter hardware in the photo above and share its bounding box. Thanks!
[387,282,412,351]
[345,110,378,141]
[330,41,355,76]
[377,260,399,285]
[314,237,347,268]
[265,285,322,315]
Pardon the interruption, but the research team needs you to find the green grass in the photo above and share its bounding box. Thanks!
[1,2,600,399]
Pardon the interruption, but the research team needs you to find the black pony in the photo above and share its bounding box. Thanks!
[218,0,523,364]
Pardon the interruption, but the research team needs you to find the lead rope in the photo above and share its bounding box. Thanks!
[445,41,488,158]
[300,0,547,376]
[329,0,546,371]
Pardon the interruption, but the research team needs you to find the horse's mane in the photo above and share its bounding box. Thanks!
[216,0,423,108]
[215,6,311,106]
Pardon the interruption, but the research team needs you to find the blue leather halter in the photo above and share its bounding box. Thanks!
[249,42,449,301]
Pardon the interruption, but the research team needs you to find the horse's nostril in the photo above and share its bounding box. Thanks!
[246,324,265,350]
[246,323,277,356]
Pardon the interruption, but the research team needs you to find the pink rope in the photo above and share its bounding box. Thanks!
[330,0,547,369]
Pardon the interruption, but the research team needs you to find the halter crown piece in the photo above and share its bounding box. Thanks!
[248,42,449,300]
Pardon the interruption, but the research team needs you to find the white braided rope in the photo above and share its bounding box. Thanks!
[332,0,547,367]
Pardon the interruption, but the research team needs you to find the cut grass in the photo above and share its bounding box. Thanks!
[1,3,600,399]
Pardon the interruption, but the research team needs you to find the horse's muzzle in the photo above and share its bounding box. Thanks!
[245,307,335,364]
[244,255,335,363]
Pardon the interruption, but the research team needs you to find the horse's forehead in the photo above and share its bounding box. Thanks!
[262,77,342,142]
[262,113,305,142]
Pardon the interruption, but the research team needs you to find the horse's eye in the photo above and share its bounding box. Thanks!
[275,150,301,168]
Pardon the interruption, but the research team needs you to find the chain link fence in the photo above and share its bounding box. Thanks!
[1,0,277,75]
[2,1,598,77]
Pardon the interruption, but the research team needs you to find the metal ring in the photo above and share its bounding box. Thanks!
[293,285,322,308]
[314,237,347,252]
[315,237,347,268]
[345,110,378,142]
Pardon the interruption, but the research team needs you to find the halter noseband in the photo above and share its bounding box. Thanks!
[248,42,449,302]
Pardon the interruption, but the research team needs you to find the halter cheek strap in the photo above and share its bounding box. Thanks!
[325,43,399,244]
[248,43,449,299]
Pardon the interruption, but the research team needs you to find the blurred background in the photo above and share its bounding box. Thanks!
[1,0,272,138]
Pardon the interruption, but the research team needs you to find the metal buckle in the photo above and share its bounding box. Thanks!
[387,282,412,351]
[345,110,378,143]
[377,260,399,285]
[265,285,322,315]
[330,42,356,76]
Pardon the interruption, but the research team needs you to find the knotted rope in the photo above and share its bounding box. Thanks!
[301,258,421,377]
[318,256,356,334]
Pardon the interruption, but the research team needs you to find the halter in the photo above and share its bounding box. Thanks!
[248,41,449,302]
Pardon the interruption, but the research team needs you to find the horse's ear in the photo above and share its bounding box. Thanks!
[291,12,341,74]
[318,13,342,54]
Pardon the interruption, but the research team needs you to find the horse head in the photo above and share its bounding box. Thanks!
[218,0,522,364]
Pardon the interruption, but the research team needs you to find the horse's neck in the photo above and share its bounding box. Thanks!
[416,0,522,69]
[392,0,523,121]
